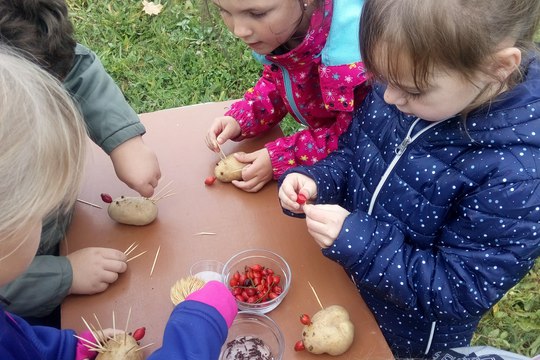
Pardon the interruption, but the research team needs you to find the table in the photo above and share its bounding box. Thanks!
[61,100,394,359]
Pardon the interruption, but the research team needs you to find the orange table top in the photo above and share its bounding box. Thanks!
[61,100,393,359]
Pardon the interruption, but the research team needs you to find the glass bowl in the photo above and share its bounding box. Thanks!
[219,312,284,360]
[222,248,291,314]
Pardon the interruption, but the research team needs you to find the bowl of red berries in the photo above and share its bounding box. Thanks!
[222,248,291,314]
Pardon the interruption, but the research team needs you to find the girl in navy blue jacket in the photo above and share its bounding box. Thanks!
[279,0,540,358]
[0,47,237,360]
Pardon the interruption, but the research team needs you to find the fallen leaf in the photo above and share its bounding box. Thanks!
[142,0,163,15]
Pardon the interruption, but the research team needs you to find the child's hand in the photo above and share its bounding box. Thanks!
[110,136,161,197]
[67,247,127,295]
[278,173,318,213]
[231,149,273,192]
[303,204,350,248]
[205,116,241,151]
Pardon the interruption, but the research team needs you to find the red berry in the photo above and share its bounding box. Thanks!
[100,193,113,203]
[300,314,311,325]
[132,327,146,341]
[296,193,307,205]
[251,264,263,272]
[229,264,282,305]
[294,340,305,352]
[204,176,216,186]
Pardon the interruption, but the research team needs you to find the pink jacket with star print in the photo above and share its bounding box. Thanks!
[225,0,368,179]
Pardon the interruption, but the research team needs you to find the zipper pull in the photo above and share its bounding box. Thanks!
[395,136,412,155]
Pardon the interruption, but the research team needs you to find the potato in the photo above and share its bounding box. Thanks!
[214,154,246,182]
[108,196,158,226]
[302,305,354,356]
[96,334,144,360]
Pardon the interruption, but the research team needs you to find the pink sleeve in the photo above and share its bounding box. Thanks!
[185,281,238,328]
[75,330,98,360]
[225,66,289,140]
[266,111,354,179]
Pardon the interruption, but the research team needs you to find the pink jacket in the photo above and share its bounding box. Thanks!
[225,0,368,179]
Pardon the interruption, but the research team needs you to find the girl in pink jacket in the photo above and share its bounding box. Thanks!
[206,0,369,192]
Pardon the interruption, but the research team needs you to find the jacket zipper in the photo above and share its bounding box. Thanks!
[276,64,310,127]
[367,118,441,215]
[366,116,441,355]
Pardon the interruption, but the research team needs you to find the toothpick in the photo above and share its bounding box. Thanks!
[89,323,104,344]
[151,180,174,201]
[81,316,101,349]
[152,190,176,203]
[125,345,139,355]
[126,250,148,262]
[93,313,107,345]
[216,142,227,160]
[124,242,139,257]
[124,242,137,255]
[194,232,216,236]
[77,199,102,209]
[73,334,105,351]
[81,343,105,353]
[112,311,116,338]
[150,245,161,277]
[124,307,132,344]
[135,342,155,352]
[308,281,324,310]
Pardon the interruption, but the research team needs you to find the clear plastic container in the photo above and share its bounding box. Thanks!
[190,259,224,283]
[219,312,284,360]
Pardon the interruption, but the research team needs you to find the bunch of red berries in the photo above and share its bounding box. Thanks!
[228,264,282,304]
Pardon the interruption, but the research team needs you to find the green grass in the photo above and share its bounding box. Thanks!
[67,1,540,356]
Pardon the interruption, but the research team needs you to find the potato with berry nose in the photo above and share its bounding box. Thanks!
[214,153,246,183]
[302,305,354,356]
[107,196,158,226]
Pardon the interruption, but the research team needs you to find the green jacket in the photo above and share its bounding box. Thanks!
[0,44,146,317]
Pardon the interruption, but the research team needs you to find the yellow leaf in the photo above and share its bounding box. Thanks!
[142,0,163,16]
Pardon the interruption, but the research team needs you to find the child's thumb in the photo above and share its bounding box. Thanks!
[233,151,250,163]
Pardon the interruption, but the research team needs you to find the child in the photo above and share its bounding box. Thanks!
[205,0,369,192]
[278,0,540,358]
[0,0,161,320]
[0,47,237,360]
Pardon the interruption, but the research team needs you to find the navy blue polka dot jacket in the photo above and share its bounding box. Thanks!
[281,57,540,358]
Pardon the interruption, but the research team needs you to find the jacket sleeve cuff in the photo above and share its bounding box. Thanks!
[100,122,147,154]
[265,140,294,180]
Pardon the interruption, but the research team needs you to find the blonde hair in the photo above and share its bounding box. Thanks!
[0,46,86,247]
[360,0,540,102]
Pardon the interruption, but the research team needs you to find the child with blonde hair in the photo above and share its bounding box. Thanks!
[279,0,540,357]
[0,47,237,360]
[205,0,369,192]
[0,0,161,321]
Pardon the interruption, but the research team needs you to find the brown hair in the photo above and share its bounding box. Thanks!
[360,0,540,98]
[0,0,76,80]
[205,0,325,52]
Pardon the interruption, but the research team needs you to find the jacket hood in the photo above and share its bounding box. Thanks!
[374,56,540,149]
[465,56,540,148]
